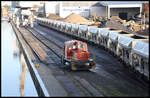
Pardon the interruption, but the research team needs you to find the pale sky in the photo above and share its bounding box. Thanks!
[1,1,58,7]
[1,1,11,6]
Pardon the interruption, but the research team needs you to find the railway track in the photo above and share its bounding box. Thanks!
[23,25,148,96]
[13,25,104,96]
[35,24,149,85]
[25,27,105,96]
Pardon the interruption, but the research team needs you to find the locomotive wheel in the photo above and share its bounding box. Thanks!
[61,56,64,64]
[61,57,72,70]
[60,56,65,69]
[64,61,72,71]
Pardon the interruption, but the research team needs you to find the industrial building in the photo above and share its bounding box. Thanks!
[37,2,58,17]
[36,1,148,20]
[37,1,97,18]
[11,1,37,28]
[90,1,148,20]
[55,1,97,18]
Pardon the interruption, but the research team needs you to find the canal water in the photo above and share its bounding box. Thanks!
[1,21,38,96]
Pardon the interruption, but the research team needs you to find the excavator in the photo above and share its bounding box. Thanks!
[93,12,106,27]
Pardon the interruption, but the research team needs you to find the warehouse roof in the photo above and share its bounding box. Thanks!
[91,2,103,7]
[99,1,148,6]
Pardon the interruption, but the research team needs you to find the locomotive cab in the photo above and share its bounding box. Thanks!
[61,40,96,70]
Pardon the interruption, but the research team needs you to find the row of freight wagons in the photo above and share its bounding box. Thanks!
[36,17,149,80]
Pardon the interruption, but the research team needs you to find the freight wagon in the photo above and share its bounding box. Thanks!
[36,17,149,80]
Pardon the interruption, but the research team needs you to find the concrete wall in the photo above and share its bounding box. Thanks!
[90,6,106,17]
[58,1,98,18]
[45,2,58,17]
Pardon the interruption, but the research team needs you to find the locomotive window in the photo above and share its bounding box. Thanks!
[80,44,84,48]
[69,44,72,49]
[80,43,85,49]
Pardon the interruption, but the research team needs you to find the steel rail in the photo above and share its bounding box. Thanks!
[35,24,149,84]
[25,26,149,96]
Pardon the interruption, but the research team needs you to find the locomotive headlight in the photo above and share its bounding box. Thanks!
[85,63,90,66]
[65,62,69,65]
[89,59,93,61]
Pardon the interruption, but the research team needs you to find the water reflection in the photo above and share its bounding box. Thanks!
[11,27,26,96]
[12,39,20,58]
[20,53,27,96]
[12,38,26,96]
[2,21,38,96]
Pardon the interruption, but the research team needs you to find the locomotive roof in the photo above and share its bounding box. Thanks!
[64,40,85,45]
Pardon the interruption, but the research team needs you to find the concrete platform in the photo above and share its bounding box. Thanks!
[11,22,68,96]
[11,22,90,97]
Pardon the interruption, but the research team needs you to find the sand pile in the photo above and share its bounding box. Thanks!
[63,13,94,25]
[47,14,64,20]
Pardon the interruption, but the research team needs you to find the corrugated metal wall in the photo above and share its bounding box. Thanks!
[90,6,106,17]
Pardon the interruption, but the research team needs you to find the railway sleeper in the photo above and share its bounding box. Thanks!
[37,22,149,81]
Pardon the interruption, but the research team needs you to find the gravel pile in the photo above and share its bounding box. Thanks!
[47,14,64,21]
[63,13,94,25]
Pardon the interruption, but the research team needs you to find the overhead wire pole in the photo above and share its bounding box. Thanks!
[44,2,46,17]
[40,1,46,17]
[42,2,46,18]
